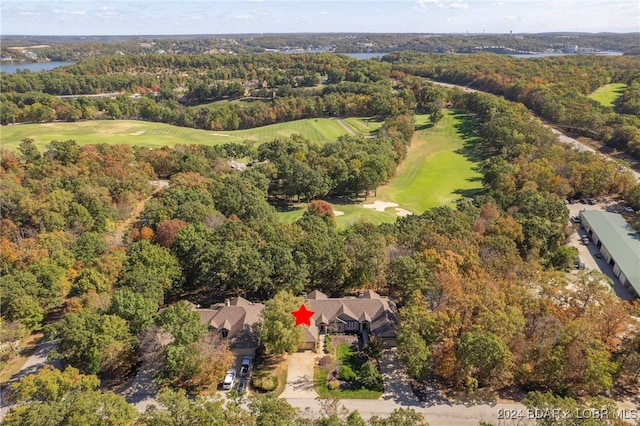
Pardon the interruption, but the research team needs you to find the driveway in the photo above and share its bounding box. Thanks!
[380,348,423,407]
[280,352,319,399]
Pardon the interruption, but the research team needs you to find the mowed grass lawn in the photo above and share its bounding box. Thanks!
[277,201,397,229]
[374,110,482,214]
[588,83,627,108]
[276,110,483,228]
[0,117,380,152]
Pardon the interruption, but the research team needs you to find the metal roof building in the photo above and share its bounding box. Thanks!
[579,210,640,298]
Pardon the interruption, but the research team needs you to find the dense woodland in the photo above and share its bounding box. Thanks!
[3,32,640,61]
[386,52,640,159]
[2,51,640,163]
[2,48,640,423]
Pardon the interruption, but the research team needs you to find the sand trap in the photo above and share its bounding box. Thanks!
[129,131,145,136]
[395,208,412,217]
[362,200,399,212]
[211,133,229,137]
[333,210,345,216]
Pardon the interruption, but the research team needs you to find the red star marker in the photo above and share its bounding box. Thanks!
[291,304,315,327]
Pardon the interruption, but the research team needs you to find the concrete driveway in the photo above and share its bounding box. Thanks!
[280,352,319,399]
[379,348,422,407]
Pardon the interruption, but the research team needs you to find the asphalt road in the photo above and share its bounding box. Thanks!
[286,397,532,425]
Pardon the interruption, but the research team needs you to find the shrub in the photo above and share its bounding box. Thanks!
[327,379,340,390]
[318,355,333,368]
[324,334,332,354]
[339,365,357,382]
[253,374,278,392]
[359,361,384,391]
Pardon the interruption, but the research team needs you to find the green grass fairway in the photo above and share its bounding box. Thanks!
[589,83,627,108]
[277,201,397,230]
[340,117,384,134]
[375,110,483,214]
[276,110,483,228]
[0,117,379,152]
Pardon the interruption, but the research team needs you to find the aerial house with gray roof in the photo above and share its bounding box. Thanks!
[579,210,640,298]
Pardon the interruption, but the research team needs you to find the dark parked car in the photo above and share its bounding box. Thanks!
[587,198,596,205]
[240,356,253,376]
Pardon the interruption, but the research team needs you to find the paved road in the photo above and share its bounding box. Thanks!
[287,397,531,425]
[280,348,530,425]
[0,340,59,420]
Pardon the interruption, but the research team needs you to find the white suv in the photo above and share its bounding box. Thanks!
[222,369,236,390]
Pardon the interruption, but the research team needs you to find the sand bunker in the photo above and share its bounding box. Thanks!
[395,208,412,217]
[333,210,345,216]
[129,131,145,136]
[362,201,399,212]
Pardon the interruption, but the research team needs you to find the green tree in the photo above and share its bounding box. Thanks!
[155,301,205,346]
[122,240,183,304]
[249,394,301,426]
[523,391,625,426]
[258,290,304,355]
[5,366,136,426]
[18,138,41,163]
[456,330,513,389]
[70,232,107,264]
[45,310,135,375]
[368,408,429,426]
[108,288,158,335]
[71,268,111,296]
[137,388,227,426]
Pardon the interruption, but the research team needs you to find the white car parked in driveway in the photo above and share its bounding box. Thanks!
[223,368,236,390]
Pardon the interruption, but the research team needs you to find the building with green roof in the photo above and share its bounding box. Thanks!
[579,210,640,298]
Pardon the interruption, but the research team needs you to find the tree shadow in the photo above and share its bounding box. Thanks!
[415,122,435,131]
[324,195,363,206]
[452,111,491,164]
[273,203,303,213]
[452,187,485,199]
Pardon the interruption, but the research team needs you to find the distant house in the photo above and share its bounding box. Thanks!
[301,290,398,350]
[190,290,398,352]
[189,297,264,350]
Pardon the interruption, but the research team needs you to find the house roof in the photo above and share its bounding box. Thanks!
[307,290,328,299]
[305,291,397,341]
[581,211,640,295]
[190,292,397,349]
[190,297,265,348]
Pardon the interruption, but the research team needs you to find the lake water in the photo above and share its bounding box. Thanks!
[0,61,76,74]
[343,52,387,60]
[510,51,624,58]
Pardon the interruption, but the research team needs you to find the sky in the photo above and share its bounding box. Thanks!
[1,0,638,36]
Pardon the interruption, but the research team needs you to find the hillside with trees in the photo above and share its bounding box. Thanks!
[2,48,640,423]
[385,52,640,159]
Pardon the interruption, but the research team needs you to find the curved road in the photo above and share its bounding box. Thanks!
[426,79,640,182]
